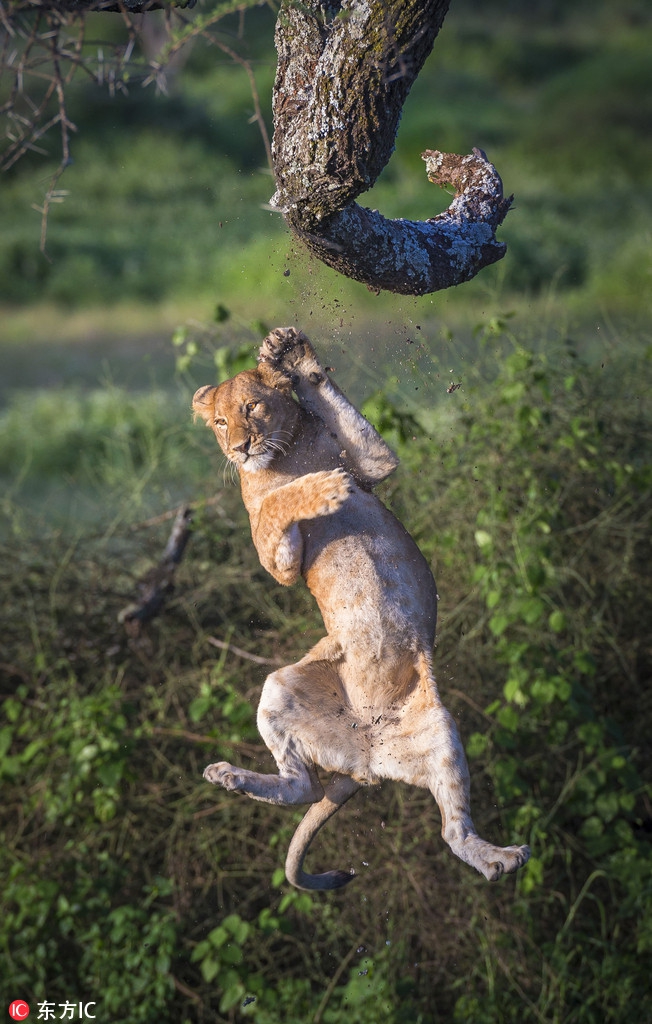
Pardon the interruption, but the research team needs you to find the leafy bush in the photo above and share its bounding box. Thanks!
[1,334,650,1021]
[0,386,214,533]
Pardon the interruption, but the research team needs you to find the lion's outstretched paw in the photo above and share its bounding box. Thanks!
[204,761,244,791]
[449,833,530,881]
[310,468,354,517]
[259,328,321,381]
[259,327,304,364]
[476,842,530,881]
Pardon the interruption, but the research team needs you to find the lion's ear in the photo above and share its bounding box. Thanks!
[192,385,217,424]
[257,362,294,396]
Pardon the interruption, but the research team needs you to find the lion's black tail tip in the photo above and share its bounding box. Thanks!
[290,868,356,892]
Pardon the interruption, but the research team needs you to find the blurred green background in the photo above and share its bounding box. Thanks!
[1,0,651,1021]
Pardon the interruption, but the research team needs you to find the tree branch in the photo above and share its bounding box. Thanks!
[270,0,512,295]
[28,1,196,12]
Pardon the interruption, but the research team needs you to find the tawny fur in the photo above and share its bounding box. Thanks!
[193,327,530,890]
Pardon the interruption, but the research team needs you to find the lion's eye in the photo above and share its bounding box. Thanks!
[214,416,227,427]
[245,401,258,413]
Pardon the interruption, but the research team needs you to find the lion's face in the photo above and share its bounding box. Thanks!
[193,368,300,472]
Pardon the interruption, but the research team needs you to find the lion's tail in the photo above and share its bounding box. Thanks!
[285,773,361,891]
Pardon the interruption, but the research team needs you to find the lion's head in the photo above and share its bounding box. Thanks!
[193,364,300,472]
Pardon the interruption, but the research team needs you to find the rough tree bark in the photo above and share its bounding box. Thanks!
[270,0,512,295]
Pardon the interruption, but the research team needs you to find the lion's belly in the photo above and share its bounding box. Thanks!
[301,492,437,655]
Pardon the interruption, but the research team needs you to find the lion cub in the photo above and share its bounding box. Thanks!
[193,327,529,890]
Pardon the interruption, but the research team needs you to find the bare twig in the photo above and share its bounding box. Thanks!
[128,494,223,532]
[207,635,283,667]
[118,505,193,633]
[212,37,272,174]
[149,726,266,757]
[313,938,366,1024]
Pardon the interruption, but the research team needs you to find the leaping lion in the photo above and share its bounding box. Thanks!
[193,327,530,890]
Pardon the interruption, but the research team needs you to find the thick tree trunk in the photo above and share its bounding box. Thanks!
[271,0,512,295]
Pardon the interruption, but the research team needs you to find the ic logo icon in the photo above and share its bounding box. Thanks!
[8,1003,30,1021]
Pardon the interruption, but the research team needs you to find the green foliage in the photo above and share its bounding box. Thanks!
[410,337,651,1021]
[2,3,650,1017]
[172,312,261,379]
[361,390,424,446]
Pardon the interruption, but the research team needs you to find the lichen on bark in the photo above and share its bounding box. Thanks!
[271,0,512,295]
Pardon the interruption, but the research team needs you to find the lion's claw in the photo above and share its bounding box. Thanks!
[259,327,322,383]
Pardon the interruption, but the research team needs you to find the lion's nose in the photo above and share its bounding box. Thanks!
[232,438,251,454]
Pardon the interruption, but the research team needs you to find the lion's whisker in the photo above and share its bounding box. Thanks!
[265,439,291,456]
[222,457,236,487]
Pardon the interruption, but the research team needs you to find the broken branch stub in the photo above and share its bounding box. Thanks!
[271,0,512,295]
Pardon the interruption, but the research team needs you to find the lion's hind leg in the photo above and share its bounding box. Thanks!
[204,653,363,808]
[203,749,324,806]
[387,657,529,880]
[425,699,530,880]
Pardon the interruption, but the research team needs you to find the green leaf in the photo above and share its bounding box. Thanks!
[0,725,14,759]
[223,914,249,945]
[496,705,520,732]
[595,792,620,823]
[188,695,214,723]
[220,978,246,1014]
[518,596,545,625]
[580,816,604,840]
[221,944,243,965]
[190,940,211,962]
[466,732,489,759]
[489,613,509,636]
[200,957,221,984]
[206,925,228,948]
[548,609,567,632]
[519,856,544,894]
[271,868,286,889]
[503,677,528,707]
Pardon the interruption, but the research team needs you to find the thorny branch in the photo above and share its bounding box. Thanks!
[1,1,143,250]
[0,0,266,249]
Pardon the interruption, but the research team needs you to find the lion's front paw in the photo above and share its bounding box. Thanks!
[259,326,306,365]
[309,468,354,517]
[204,761,244,791]
[259,328,323,383]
